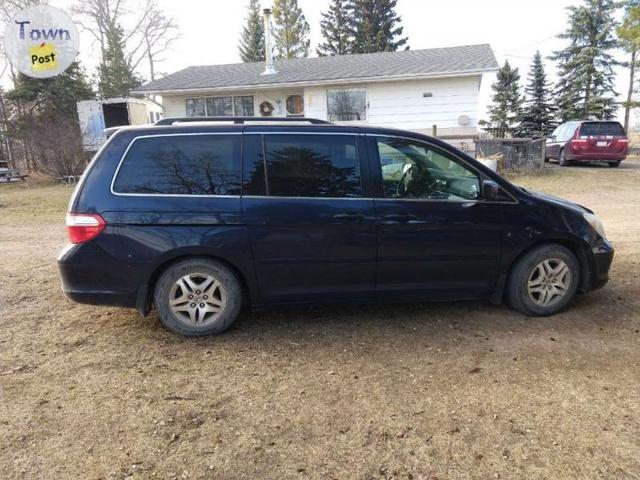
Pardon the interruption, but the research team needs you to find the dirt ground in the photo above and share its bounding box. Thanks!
[1,161,639,480]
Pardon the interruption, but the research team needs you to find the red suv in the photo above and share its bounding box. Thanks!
[546,121,628,167]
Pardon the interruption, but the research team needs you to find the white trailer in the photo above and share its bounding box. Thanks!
[77,97,163,151]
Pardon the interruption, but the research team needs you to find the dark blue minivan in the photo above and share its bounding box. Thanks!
[58,118,614,336]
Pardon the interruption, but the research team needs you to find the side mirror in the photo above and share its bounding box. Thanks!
[482,179,500,201]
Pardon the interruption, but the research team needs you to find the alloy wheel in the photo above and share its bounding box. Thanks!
[168,273,227,325]
[527,258,572,307]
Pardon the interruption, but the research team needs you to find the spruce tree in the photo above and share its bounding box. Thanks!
[98,25,142,98]
[272,0,310,59]
[351,0,408,54]
[239,0,266,62]
[317,0,355,56]
[8,62,96,174]
[518,51,556,137]
[8,61,94,121]
[617,0,640,133]
[551,0,618,121]
[482,60,523,137]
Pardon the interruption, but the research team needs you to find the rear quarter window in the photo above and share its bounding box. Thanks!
[112,134,241,195]
[579,122,625,137]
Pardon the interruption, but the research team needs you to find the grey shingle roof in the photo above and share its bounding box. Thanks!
[133,44,498,94]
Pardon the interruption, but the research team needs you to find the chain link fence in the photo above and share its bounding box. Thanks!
[475,138,546,171]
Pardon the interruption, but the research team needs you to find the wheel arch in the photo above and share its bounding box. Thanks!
[136,253,254,317]
[492,238,590,305]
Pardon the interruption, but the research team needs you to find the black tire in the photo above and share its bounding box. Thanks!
[153,258,242,336]
[559,149,571,166]
[507,244,579,316]
[608,161,620,168]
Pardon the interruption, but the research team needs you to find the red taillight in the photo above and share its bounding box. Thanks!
[569,138,588,151]
[65,213,106,244]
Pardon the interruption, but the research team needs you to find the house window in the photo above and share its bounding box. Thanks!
[185,98,205,117]
[185,95,255,117]
[327,88,366,122]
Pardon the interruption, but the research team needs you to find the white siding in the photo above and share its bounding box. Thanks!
[162,95,187,117]
[305,76,481,133]
[367,77,481,130]
[159,75,482,134]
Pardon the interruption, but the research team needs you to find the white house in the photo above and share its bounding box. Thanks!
[132,44,498,149]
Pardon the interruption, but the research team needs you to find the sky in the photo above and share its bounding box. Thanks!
[4,0,637,125]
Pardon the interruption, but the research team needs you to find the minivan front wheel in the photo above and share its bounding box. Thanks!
[154,258,242,336]
[507,244,579,316]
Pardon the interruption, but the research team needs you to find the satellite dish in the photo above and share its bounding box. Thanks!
[458,115,471,127]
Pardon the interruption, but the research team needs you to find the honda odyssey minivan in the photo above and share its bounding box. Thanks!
[58,117,614,336]
[546,120,628,167]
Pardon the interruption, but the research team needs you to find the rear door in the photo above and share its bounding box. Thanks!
[242,128,377,303]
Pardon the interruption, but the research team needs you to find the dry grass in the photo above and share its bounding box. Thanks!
[1,161,639,480]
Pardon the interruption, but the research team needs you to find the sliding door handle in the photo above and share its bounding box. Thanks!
[382,213,416,223]
[333,212,366,222]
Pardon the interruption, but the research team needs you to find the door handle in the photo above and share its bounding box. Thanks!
[333,212,366,222]
[382,213,416,223]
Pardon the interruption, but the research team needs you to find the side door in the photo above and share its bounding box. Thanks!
[368,135,510,299]
[242,129,377,303]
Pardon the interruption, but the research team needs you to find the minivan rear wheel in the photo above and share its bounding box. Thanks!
[507,244,579,316]
[608,161,620,168]
[154,258,242,336]
[559,149,571,167]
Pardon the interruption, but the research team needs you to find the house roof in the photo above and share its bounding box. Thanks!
[132,44,498,95]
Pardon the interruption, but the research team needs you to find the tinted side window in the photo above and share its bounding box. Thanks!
[263,134,361,197]
[113,135,241,195]
[242,135,266,196]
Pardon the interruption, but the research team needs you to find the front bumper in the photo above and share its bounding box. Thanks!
[586,240,614,291]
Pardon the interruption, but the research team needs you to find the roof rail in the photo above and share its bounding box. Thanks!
[155,116,332,126]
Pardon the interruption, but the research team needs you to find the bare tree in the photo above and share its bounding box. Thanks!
[73,0,178,81]
[140,6,179,80]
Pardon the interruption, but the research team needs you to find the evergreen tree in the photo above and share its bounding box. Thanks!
[551,0,618,121]
[518,51,556,137]
[98,25,142,98]
[272,0,310,59]
[8,61,95,120]
[351,0,408,54]
[617,0,640,133]
[317,0,355,56]
[481,60,523,137]
[239,0,266,62]
[7,61,96,174]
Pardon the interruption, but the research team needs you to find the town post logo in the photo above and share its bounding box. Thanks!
[3,5,79,79]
